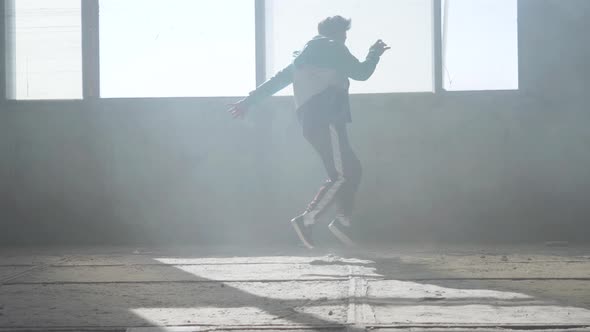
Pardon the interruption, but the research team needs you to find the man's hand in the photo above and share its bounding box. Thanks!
[227,100,249,119]
[370,39,391,57]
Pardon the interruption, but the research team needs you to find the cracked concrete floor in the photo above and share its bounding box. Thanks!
[0,244,589,332]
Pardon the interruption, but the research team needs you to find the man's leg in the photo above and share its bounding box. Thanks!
[328,122,362,247]
[302,121,347,222]
[290,117,345,249]
[333,123,362,218]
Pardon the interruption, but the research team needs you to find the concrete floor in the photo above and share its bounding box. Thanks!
[0,244,589,332]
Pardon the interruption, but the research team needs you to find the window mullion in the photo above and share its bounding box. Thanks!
[255,0,266,86]
[0,0,5,102]
[433,0,443,93]
[82,0,100,99]
[3,0,15,100]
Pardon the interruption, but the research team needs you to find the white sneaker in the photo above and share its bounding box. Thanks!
[290,213,315,249]
[328,216,356,247]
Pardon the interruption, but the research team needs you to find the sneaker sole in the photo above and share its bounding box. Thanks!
[290,219,314,249]
[328,221,356,247]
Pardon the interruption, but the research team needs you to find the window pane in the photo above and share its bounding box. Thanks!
[6,0,82,100]
[99,0,256,98]
[266,0,434,95]
[442,0,518,91]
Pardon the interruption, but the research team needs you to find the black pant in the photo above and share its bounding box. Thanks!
[298,91,362,221]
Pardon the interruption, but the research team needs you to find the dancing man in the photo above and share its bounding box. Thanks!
[228,16,390,248]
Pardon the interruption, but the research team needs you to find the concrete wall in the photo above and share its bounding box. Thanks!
[1,0,589,246]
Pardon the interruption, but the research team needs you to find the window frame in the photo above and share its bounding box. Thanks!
[1,0,520,103]
[1,0,10,103]
[1,0,5,104]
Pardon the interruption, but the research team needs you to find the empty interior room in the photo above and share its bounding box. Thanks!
[0,0,589,331]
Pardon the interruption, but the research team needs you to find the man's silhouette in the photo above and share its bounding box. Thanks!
[228,16,390,249]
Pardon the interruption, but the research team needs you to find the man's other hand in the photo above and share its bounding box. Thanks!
[227,100,249,119]
[370,39,391,57]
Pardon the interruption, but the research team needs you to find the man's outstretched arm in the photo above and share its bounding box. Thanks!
[228,64,294,118]
[337,40,390,81]
[242,64,294,107]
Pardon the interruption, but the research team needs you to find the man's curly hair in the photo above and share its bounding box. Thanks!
[318,15,351,39]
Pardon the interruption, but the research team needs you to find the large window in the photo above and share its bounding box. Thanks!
[442,0,518,91]
[265,0,435,95]
[99,0,256,98]
[2,0,519,100]
[5,0,82,100]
